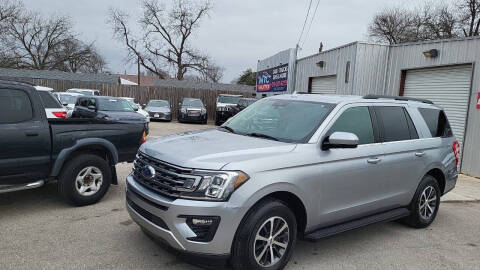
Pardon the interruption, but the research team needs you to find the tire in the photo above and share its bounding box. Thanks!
[231,199,297,270]
[57,154,112,206]
[403,175,441,228]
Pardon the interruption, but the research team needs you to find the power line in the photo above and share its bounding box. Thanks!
[301,0,321,48]
[296,0,314,47]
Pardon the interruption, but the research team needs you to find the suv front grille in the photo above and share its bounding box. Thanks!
[132,153,201,198]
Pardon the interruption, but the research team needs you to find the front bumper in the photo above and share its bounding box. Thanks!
[149,112,172,121]
[126,175,244,255]
[179,113,207,123]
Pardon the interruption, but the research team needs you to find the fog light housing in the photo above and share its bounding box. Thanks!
[180,215,220,242]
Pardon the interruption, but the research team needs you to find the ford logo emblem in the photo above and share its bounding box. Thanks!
[142,165,156,179]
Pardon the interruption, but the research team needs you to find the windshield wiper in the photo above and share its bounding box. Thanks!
[218,126,236,133]
[245,132,279,141]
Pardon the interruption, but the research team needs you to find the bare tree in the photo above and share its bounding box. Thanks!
[109,0,221,81]
[58,40,107,73]
[201,63,223,83]
[0,0,21,25]
[458,0,480,36]
[368,4,459,44]
[368,8,416,44]
[0,9,106,72]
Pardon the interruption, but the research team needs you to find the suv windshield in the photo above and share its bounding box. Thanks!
[97,98,134,112]
[224,99,334,143]
[58,94,79,104]
[218,95,242,104]
[148,100,169,107]
[183,99,203,107]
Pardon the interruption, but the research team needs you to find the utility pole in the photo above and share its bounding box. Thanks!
[137,56,141,85]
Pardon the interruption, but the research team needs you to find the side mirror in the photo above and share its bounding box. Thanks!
[62,103,68,106]
[133,107,139,112]
[73,106,98,119]
[322,132,359,150]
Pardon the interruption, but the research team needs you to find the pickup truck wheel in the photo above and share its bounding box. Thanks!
[58,154,111,206]
[231,199,297,270]
[403,175,441,228]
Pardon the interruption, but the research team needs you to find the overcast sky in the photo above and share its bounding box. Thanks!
[22,0,439,82]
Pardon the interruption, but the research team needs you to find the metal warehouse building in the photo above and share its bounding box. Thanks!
[257,37,480,178]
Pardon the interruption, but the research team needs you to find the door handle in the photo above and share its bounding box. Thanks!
[25,132,39,137]
[415,152,425,157]
[367,158,381,164]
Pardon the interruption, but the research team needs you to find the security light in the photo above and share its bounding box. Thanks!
[423,49,439,58]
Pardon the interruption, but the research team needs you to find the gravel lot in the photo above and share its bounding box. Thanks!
[1,121,479,270]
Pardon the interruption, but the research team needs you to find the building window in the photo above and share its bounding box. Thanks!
[345,61,350,83]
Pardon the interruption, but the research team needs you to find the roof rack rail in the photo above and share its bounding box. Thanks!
[363,94,434,104]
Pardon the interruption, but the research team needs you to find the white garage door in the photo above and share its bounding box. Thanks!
[404,65,472,147]
[311,76,337,94]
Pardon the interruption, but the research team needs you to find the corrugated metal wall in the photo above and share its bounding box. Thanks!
[353,43,389,96]
[294,42,357,93]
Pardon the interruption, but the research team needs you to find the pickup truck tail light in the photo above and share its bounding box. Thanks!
[452,141,460,166]
[52,111,67,119]
[141,131,147,144]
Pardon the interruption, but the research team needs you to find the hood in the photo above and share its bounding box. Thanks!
[99,111,146,122]
[140,129,296,170]
[145,106,171,113]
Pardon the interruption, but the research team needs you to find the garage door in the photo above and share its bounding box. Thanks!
[311,76,337,94]
[403,65,472,148]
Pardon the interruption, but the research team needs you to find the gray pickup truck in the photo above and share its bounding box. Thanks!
[126,93,458,270]
[0,80,146,206]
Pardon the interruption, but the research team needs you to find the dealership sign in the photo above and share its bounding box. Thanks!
[257,64,289,92]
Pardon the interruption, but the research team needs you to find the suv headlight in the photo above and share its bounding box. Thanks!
[180,171,249,201]
[201,108,207,114]
[180,108,187,114]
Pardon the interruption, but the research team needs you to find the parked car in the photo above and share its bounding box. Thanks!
[35,86,68,119]
[178,98,207,124]
[215,94,242,126]
[126,94,459,270]
[66,88,100,96]
[53,92,83,117]
[144,99,172,121]
[72,96,149,134]
[120,97,150,122]
[234,97,257,115]
[0,80,146,206]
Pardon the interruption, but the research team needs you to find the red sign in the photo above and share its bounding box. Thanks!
[477,92,480,109]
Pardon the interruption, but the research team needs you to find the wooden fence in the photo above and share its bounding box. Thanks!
[31,79,255,120]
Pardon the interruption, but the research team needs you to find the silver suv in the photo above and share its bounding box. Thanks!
[126,94,459,270]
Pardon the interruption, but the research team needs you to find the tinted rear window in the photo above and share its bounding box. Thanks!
[418,108,453,137]
[38,91,62,108]
[375,106,416,142]
[0,89,33,123]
